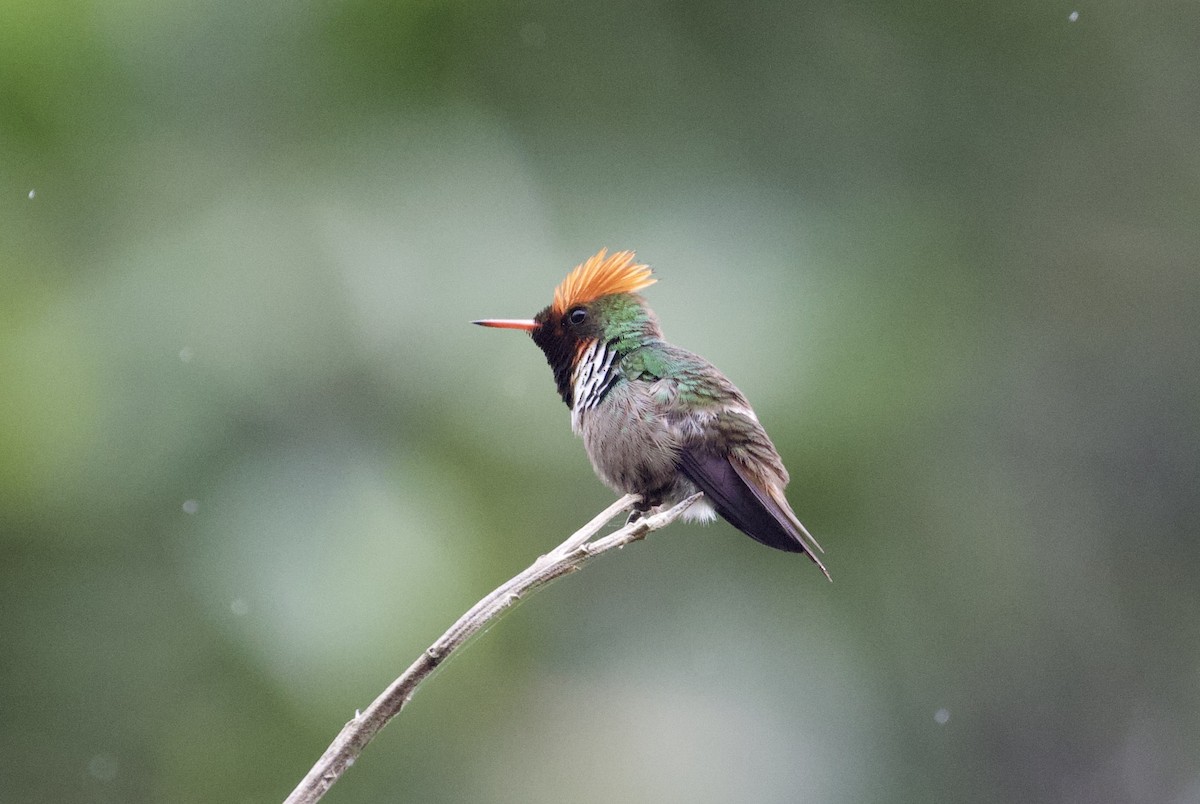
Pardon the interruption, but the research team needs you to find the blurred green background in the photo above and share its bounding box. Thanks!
[3,1,1198,802]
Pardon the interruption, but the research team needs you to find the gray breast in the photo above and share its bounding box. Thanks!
[577,381,680,496]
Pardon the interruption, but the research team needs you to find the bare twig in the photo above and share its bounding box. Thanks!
[283,492,703,804]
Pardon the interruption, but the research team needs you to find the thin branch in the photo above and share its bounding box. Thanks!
[282,492,703,804]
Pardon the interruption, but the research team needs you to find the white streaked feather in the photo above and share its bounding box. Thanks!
[571,340,618,434]
[724,404,759,422]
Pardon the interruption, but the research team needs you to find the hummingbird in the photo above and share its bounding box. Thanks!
[474,249,829,579]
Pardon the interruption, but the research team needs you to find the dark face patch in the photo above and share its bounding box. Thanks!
[531,303,597,407]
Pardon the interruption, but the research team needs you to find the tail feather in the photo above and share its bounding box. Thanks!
[678,448,831,580]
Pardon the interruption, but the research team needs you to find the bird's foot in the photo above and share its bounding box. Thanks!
[625,494,663,526]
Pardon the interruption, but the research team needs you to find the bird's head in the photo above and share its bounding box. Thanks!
[474,248,662,406]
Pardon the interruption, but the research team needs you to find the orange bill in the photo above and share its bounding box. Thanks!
[473,319,538,331]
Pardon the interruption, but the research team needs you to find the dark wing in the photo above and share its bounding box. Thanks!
[678,448,831,579]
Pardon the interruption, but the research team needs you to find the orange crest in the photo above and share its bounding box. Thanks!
[552,249,655,314]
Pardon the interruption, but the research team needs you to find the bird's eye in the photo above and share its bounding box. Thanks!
[568,307,587,325]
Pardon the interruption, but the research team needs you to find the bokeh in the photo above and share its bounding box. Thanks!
[3,2,1198,802]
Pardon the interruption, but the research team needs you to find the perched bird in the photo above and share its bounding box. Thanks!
[474,249,829,579]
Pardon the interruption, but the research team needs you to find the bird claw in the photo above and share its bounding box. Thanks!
[625,493,668,526]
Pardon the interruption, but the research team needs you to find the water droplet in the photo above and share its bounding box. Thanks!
[1068,10,1079,21]
[934,708,950,725]
[182,499,200,514]
[179,346,194,363]
[88,752,118,781]
[27,189,36,200]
